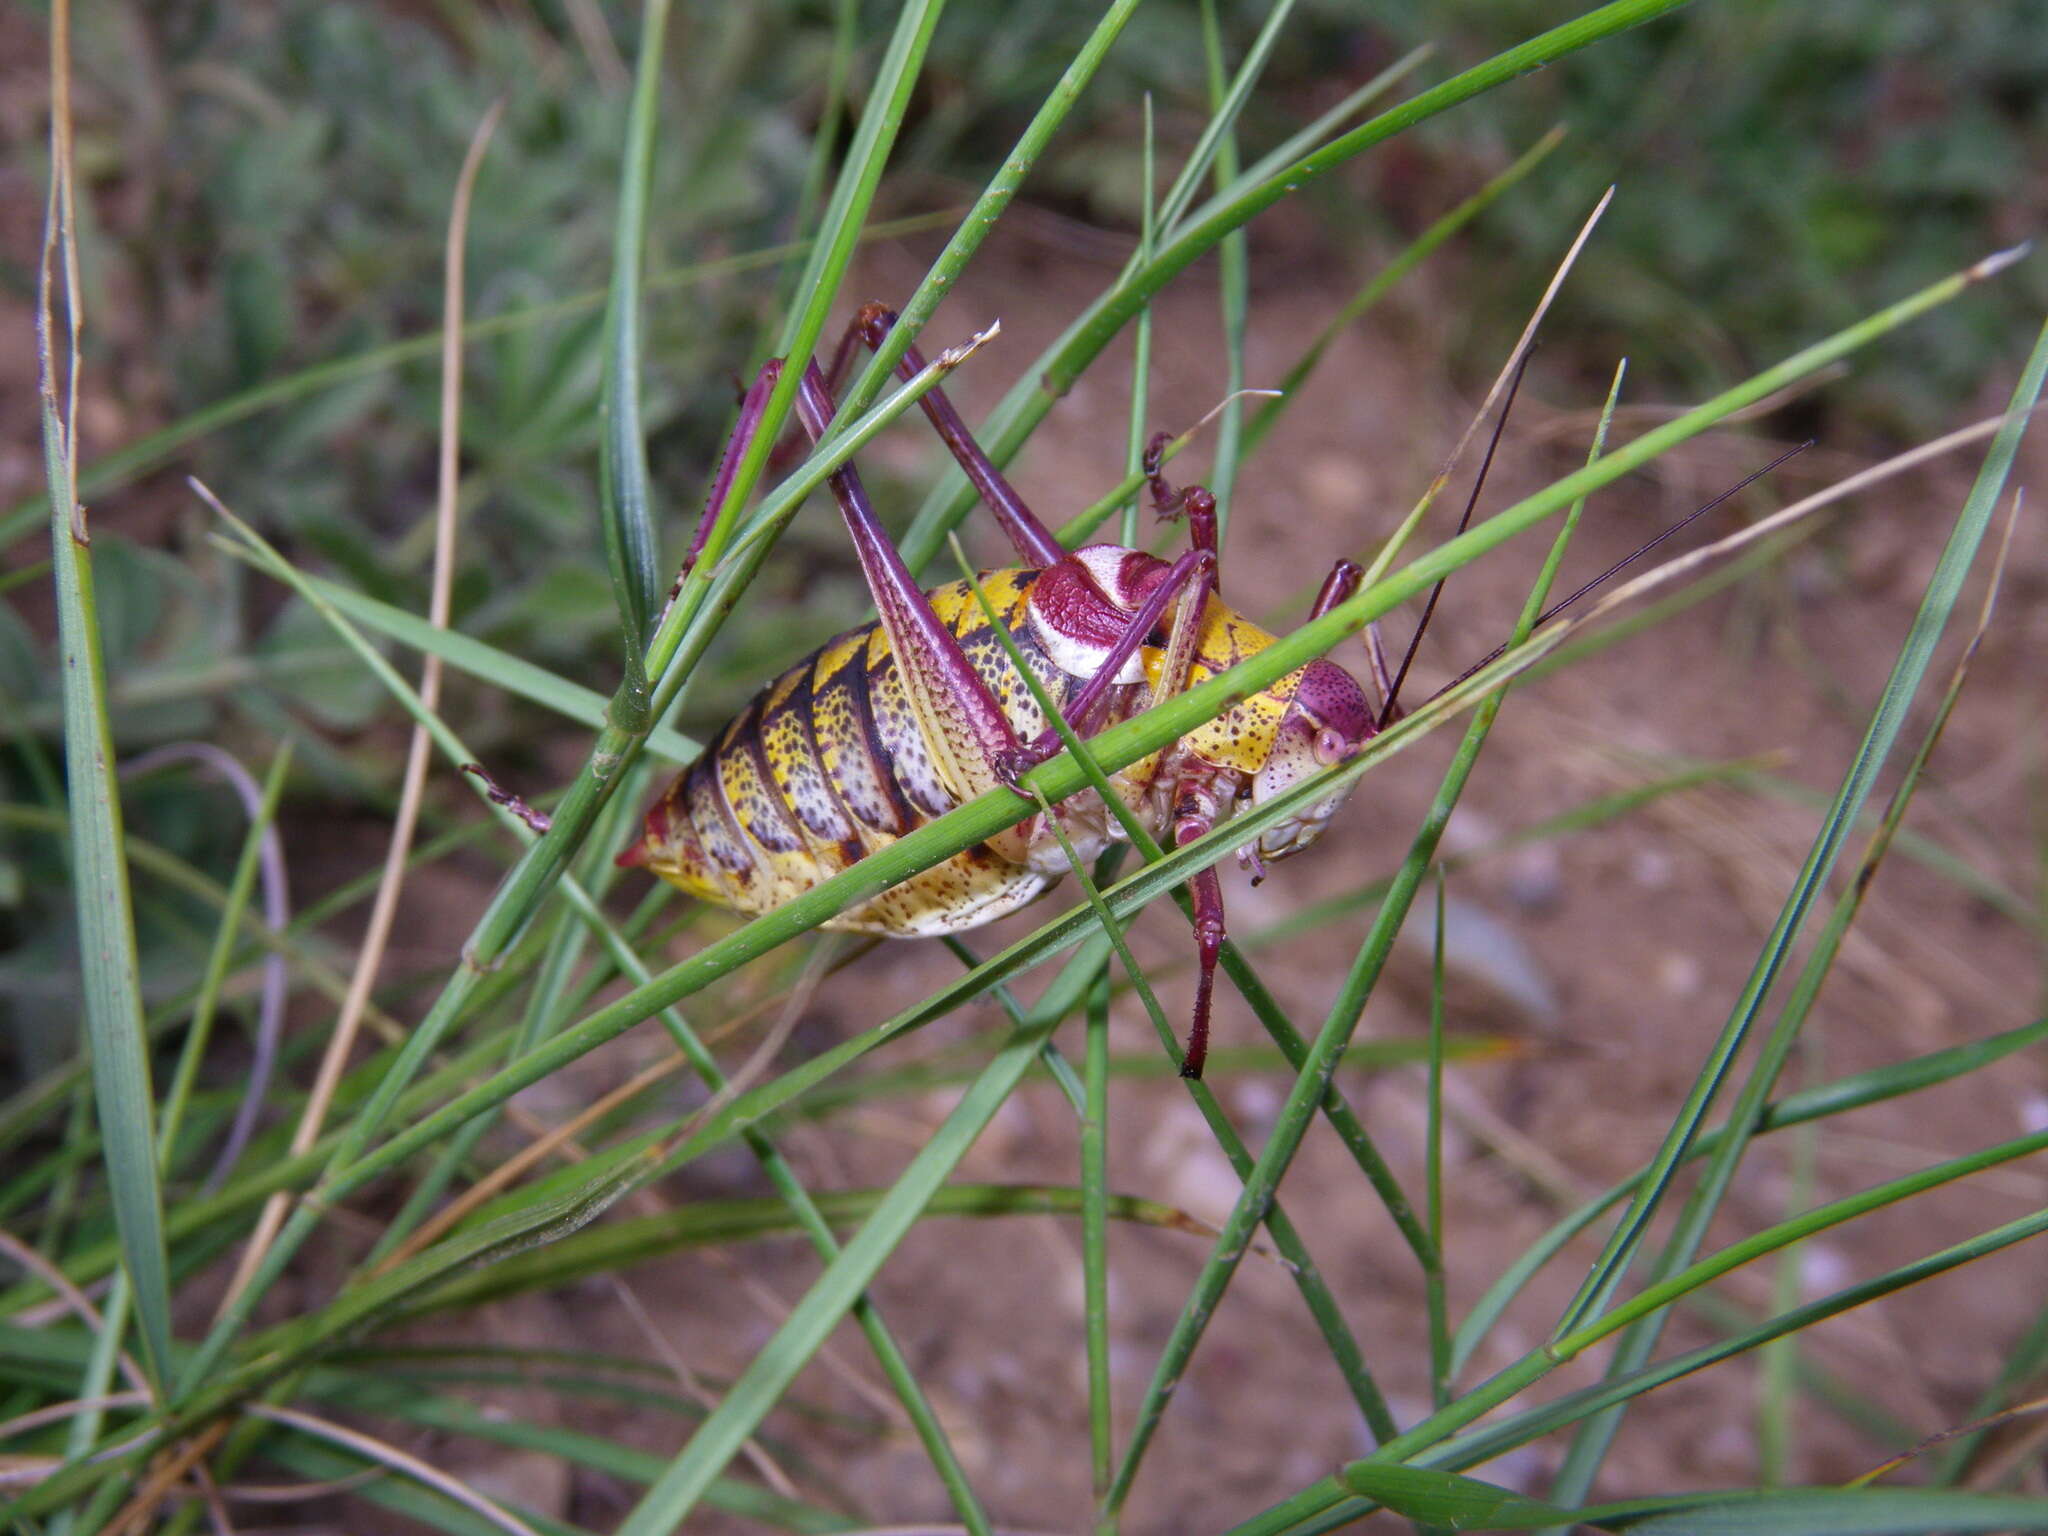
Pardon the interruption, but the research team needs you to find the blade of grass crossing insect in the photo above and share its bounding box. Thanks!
[674,0,947,595]
[1104,385,1600,1515]
[897,0,1700,572]
[1548,317,2048,1344]
[611,937,1114,1534]
[1197,0,1248,539]
[952,544,1399,1442]
[170,272,2015,1402]
[37,3,174,1393]
[597,2,675,736]
[1083,973,1114,1507]
[1542,456,2043,1513]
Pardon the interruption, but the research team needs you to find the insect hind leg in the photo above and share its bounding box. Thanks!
[670,359,783,594]
[821,302,1066,569]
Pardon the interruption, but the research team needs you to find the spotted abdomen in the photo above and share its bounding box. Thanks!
[634,569,1084,935]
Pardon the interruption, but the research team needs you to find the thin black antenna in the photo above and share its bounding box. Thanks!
[1376,352,1540,729]
[1435,438,1816,699]
[1378,346,1536,729]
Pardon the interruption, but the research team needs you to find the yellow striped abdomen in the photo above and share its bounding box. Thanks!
[640,570,1078,935]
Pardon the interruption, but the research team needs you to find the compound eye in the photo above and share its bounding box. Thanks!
[1313,726,1349,765]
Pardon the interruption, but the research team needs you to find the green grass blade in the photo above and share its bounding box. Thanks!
[35,37,174,1391]
[668,0,947,598]
[1196,0,1249,537]
[1082,974,1114,1506]
[609,940,1112,1534]
[1240,126,1567,462]
[825,0,1143,431]
[1448,1012,2048,1378]
[287,571,700,763]
[1433,1207,2048,1477]
[1425,875,1449,1409]
[399,1183,1219,1314]
[1331,1467,2048,1535]
[1184,47,1431,233]
[1122,93,1156,547]
[596,0,673,724]
[0,214,956,554]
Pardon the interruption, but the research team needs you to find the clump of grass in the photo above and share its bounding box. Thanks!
[9,1,2048,1533]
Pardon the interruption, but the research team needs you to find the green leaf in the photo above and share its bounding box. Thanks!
[1341,1464,1574,1527]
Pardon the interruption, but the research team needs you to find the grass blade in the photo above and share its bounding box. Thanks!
[609,941,1112,1534]
[35,0,173,1392]
[596,0,674,728]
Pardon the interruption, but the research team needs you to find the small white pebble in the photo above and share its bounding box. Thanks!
[1657,952,1703,998]
[1504,843,1564,911]
[1232,1077,1283,1128]
[2020,1095,2048,1134]
[1632,847,1675,889]
[1801,1243,1852,1297]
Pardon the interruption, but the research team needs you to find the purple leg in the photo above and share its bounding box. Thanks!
[788,360,1028,797]
[1170,793,1229,1079]
[826,303,1067,569]
[672,361,782,593]
[1308,559,1360,619]
[1365,624,1400,724]
[1143,433,1220,557]
[1307,558,1398,721]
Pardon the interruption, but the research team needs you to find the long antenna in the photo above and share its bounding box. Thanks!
[1378,347,1535,728]
[1436,438,1815,698]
